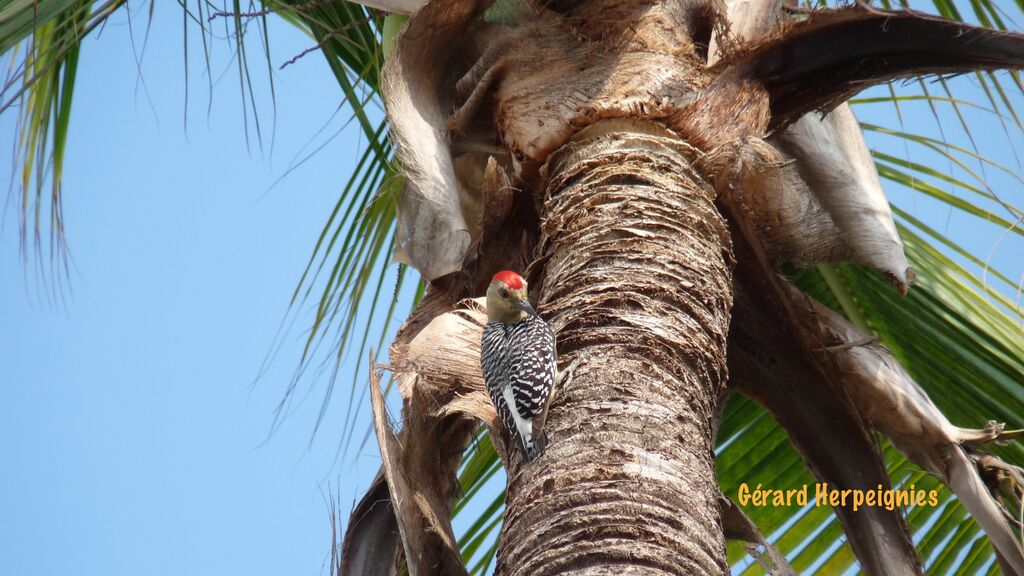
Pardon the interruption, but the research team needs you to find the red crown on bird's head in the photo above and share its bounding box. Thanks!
[492,270,525,290]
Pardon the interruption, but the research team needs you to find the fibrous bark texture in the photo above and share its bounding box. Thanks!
[495,125,733,575]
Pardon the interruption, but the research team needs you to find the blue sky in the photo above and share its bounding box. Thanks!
[2,3,1023,576]
[0,7,407,575]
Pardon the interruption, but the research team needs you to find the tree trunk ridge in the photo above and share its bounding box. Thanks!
[497,126,733,575]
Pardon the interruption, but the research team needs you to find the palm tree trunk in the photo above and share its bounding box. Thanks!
[496,123,733,575]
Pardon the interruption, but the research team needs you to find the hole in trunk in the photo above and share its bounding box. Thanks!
[691,10,715,62]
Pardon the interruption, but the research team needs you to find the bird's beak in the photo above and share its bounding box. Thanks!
[514,299,537,316]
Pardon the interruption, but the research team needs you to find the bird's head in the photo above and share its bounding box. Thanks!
[486,270,535,324]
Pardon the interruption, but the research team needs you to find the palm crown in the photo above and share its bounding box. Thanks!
[3,0,1024,574]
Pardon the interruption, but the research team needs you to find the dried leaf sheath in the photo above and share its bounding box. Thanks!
[338,471,400,576]
[723,5,1024,129]
[382,0,480,280]
[711,0,914,288]
[776,108,913,290]
[349,293,495,576]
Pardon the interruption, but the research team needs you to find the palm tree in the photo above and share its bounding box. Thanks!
[4,0,1024,574]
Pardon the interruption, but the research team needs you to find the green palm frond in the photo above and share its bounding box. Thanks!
[261,1,412,452]
[0,0,283,274]
[1,0,124,269]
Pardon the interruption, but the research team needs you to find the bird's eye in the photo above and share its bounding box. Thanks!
[499,288,509,298]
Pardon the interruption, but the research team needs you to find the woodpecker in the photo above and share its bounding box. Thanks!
[480,270,561,463]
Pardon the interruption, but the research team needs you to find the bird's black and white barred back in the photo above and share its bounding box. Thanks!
[480,270,559,463]
[481,315,557,461]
